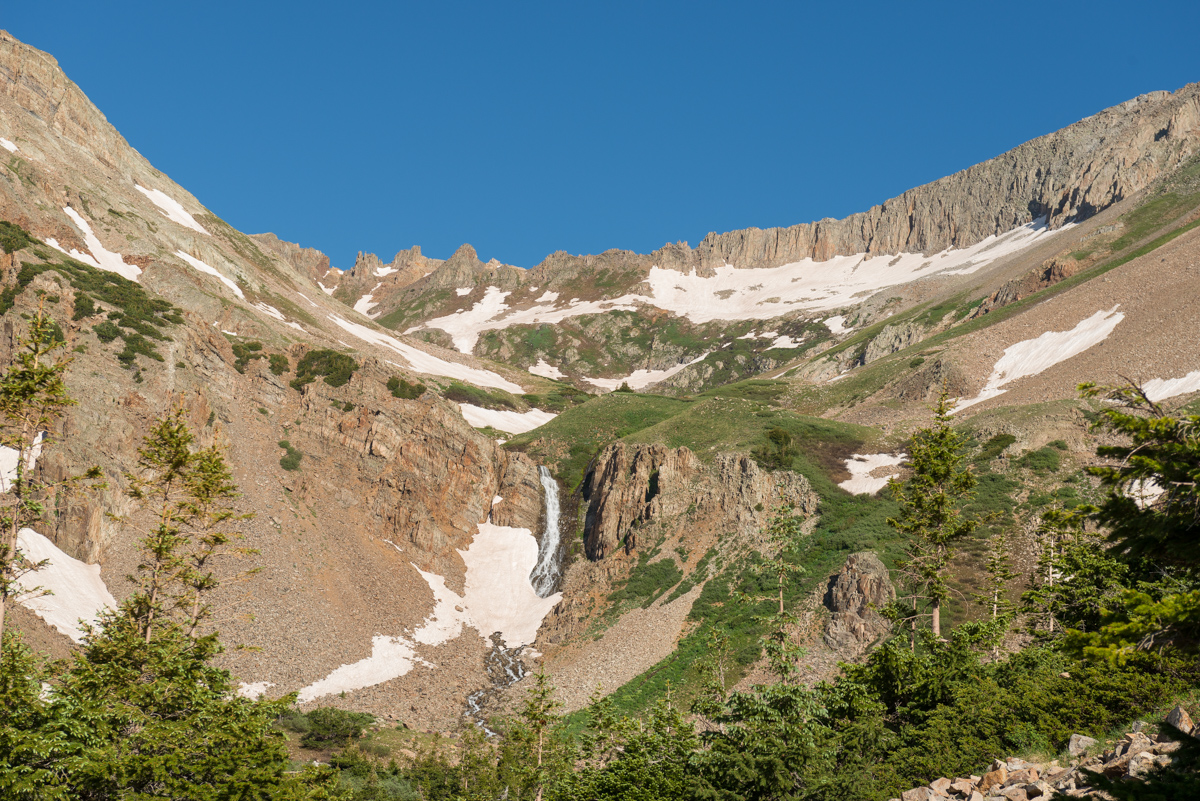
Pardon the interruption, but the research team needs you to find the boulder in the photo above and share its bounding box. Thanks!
[1165,704,1194,735]
[929,777,952,796]
[1068,733,1097,756]
[979,765,1008,793]
[901,788,933,801]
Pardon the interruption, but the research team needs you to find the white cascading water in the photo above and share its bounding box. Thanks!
[529,466,562,597]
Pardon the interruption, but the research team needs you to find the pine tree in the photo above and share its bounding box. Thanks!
[887,392,982,638]
[0,308,100,664]
[972,528,1017,657]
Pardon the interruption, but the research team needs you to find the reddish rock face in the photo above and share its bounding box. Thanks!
[582,442,815,560]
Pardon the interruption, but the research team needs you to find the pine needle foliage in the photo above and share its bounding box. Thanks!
[0,308,101,657]
[887,392,986,637]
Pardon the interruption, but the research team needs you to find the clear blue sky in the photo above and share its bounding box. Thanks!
[8,1,1200,269]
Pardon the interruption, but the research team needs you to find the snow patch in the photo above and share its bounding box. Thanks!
[421,286,641,354]
[768,335,803,349]
[0,137,17,153]
[585,352,709,391]
[135,185,208,234]
[456,287,473,296]
[953,306,1125,412]
[297,517,561,702]
[354,282,383,318]
[1143,371,1200,402]
[528,358,565,380]
[326,313,523,392]
[237,681,275,699]
[535,290,559,303]
[375,264,398,278]
[60,207,142,281]
[296,636,431,704]
[838,453,906,495]
[459,404,556,435]
[317,281,337,295]
[175,251,244,299]
[253,303,285,321]
[0,432,43,492]
[15,528,116,643]
[824,315,852,334]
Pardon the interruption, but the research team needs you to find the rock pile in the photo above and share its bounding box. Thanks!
[889,705,1197,800]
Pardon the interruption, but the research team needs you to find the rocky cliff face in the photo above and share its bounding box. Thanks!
[582,442,817,560]
[329,83,1200,354]
[823,551,895,652]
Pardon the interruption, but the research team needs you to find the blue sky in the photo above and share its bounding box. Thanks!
[7,2,1200,269]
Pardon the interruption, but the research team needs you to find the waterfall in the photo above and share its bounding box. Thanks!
[529,466,562,597]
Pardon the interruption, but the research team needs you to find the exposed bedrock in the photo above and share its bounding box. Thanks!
[823,551,895,652]
[582,442,817,560]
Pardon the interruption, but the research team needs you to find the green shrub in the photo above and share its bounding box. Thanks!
[278,440,303,471]
[289,707,376,748]
[268,353,289,375]
[0,220,35,254]
[975,433,1016,462]
[609,555,684,609]
[1047,439,1068,450]
[72,293,96,320]
[291,349,358,390]
[231,340,264,373]
[1017,446,1061,474]
[442,381,518,410]
[387,375,426,399]
[615,381,634,393]
[909,356,926,369]
[751,427,798,470]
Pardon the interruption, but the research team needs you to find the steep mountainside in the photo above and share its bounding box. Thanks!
[6,27,1200,735]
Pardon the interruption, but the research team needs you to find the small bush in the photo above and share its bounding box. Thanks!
[1017,446,1061,474]
[93,321,122,344]
[291,349,358,390]
[616,381,634,393]
[231,340,264,373]
[268,353,289,376]
[909,357,926,369]
[442,381,518,410]
[298,707,375,748]
[1047,439,1068,450]
[975,433,1017,462]
[0,220,35,254]
[279,440,303,471]
[72,294,96,320]
[387,375,426,399]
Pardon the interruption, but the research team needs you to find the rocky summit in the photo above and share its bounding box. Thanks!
[4,25,1200,799]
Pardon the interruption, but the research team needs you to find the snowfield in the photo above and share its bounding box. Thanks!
[1143,370,1200,402]
[326,313,524,392]
[15,528,116,643]
[459,404,557,435]
[585,352,709,391]
[0,432,43,492]
[353,282,383,317]
[296,501,561,702]
[528,358,565,380]
[175,251,244,299]
[0,137,17,152]
[418,286,642,353]
[135,185,209,234]
[838,453,906,495]
[414,219,1064,350]
[953,306,1125,412]
[49,207,142,282]
[824,315,852,334]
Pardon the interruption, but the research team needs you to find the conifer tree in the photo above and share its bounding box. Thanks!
[0,308,100,662]
[887,392,982,637]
